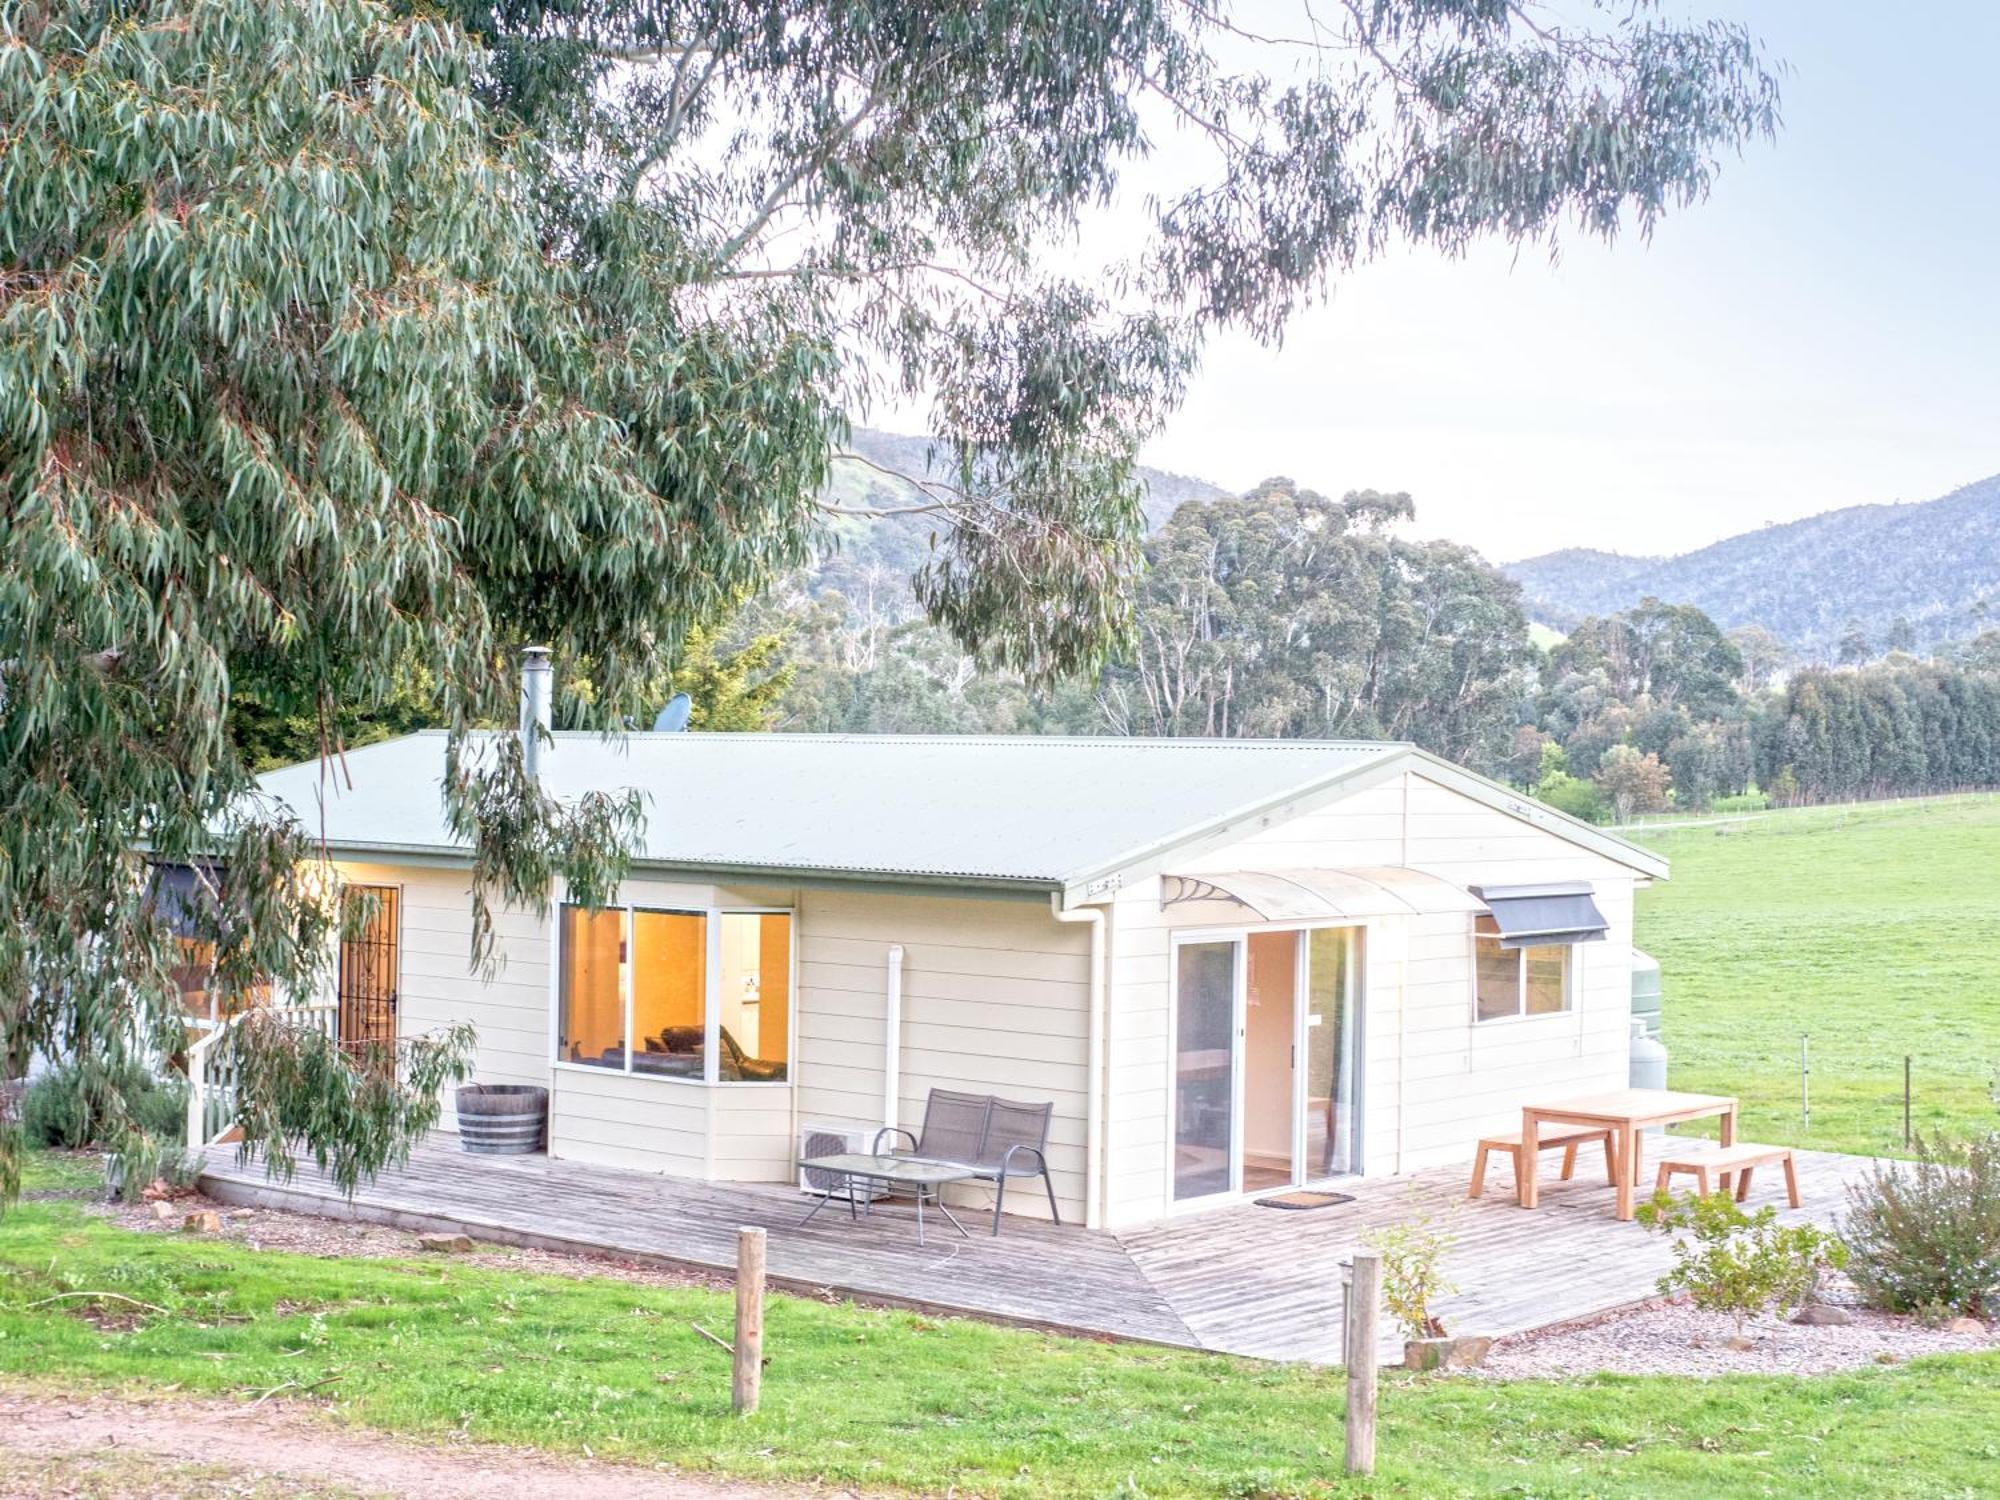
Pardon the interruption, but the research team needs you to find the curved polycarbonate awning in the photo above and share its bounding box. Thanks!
[1160,866,1486,921]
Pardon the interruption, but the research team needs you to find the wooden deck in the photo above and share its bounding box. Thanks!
[200,1138,1876,1365]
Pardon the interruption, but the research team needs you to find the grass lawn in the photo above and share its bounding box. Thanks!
[4,1159,1997,1498]
[1631,795,2000,1156]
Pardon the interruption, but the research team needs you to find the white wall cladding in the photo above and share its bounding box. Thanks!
[1099,769,1638,1226]
[549,1064,709,1176]
[337,764,1643,1228]
[789,888,1092,1223]
[341,864,1090,1216]
[335,861,550,1134]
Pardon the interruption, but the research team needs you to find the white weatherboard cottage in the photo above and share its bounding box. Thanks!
[253,725,1666,1232]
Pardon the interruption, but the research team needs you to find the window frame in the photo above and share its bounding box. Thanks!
[552,900,794,1088]
[1470,914,1574,1024]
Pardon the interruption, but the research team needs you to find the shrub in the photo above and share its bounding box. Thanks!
[1638,1189,1848,1335]
[1842,1132,2000,1319]
[1368,1207,1458,1341]
[1712,790,1770,814]
[21,1061,187,1150]
[1535,770,1608,824]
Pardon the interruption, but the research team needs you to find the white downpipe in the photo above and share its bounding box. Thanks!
[1394,925,1410,1176]
[520,645,553,782]
[1051,893,1107,1231]
[883,944,905,1132]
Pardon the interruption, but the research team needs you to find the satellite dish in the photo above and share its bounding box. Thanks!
[652,693,694,733]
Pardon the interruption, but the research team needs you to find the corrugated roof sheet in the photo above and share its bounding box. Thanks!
[255,732,1403,884]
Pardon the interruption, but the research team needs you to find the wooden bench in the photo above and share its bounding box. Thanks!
[1654,1141,1799,1206]
[1469,1123,1617,1199]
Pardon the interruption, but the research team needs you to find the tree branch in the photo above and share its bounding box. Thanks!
[714,79,891,266]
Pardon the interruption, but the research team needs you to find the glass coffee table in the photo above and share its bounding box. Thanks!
[795,1152,975,1246]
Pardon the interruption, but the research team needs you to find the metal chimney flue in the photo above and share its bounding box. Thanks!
[520,645,552,782]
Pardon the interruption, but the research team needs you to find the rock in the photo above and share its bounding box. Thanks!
[1723,1334,1758,1352]
[182,1209,222,1234]
[1792,1303,1853,1327]
[417,1232,474,1254]
[1403,1335,1493,1372]
[149,1200,176,1223]
[1944,1316,1986,1335]
[1874,1351,1900,1364]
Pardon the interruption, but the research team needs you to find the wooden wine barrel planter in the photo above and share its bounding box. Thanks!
[455,1084,547,1155]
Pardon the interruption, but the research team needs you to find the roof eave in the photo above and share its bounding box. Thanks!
[1059,748,1412,903]
[1399,748,1670,881]
[1058,743,1669,901]
[287,840,1064,897]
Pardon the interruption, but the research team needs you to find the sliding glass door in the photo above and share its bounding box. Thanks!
[1242,930,1299,1193]
[1172,940,1238,1201]
[1173,926,1363,1205]
[1301,926,1361,1179]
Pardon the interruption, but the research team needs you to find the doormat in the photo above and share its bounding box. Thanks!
[1254,1189,1356,1211]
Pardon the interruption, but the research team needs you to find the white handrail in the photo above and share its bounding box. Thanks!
[185,1000,341,1150]
[184,1013,236,1150]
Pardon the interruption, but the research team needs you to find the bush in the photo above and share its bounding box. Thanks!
[1712,790,1770,814]
[21,1061,187,1150]
[1535,770,1608,824]
[1843,1133,2000,1319]
[1639,1189,1848,1335]
[1368,1205,1458,1341]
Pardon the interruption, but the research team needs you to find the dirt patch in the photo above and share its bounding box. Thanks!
[1478,1279,2000,1379]
[0,1384,837,1500]
[0,1445,366,1499]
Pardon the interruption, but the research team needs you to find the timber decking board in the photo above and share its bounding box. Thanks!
[201,1138,1873,1365]
[202,1141,1193,1347]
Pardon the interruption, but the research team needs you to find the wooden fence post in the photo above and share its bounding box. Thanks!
[1903,1055,1913,1148]
[1800,1034,1810,1131]
[733,1226,766,1415]
[1344,1250,1380,1476]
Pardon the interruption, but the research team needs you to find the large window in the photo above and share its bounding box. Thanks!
[1473,915,1571,1021]
[148,861,271,1025]
[632,909,706,1076]
[557,904,790,1083]
[558,906,625,1066]
[718,913,790,1081]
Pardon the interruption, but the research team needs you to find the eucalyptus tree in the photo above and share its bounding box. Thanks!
[0,0,1782,1200]
[1547,598,1744,719]
[1103,478,1535,766]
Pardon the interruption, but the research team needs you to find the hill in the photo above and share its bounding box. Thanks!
[1506,473,2000,657]
[809,428,1232,621]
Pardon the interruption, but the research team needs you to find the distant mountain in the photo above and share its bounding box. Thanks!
[808,427,1233,621]
[1505,474,2000,658]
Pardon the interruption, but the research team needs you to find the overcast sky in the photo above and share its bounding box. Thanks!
[1132,1,2000,564]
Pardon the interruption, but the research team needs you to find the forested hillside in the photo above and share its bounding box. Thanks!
[1507,474,2000,657]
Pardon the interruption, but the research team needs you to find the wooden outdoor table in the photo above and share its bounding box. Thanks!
[1517,1088,1738,1220]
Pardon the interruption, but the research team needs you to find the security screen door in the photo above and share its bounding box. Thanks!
[337,885,400,1055]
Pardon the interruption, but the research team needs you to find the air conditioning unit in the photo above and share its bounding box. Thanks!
[797,1120,889,1203]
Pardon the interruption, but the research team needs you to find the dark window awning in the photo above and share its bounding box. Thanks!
[1472,882,1608,948]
